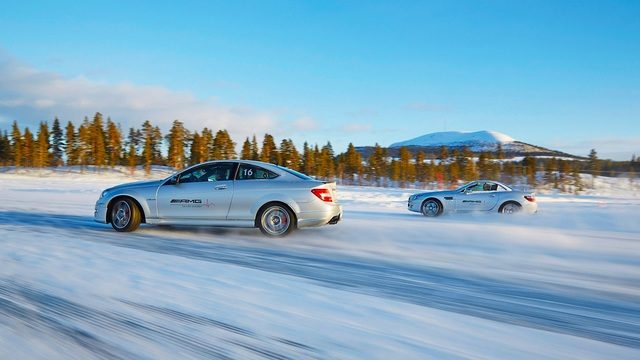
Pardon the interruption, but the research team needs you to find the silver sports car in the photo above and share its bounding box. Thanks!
[407,180,537,217]
[95,160,342,237]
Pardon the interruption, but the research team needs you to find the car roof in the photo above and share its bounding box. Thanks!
[179,159,310,180]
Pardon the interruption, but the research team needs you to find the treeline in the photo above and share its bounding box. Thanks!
[0,113,638,193]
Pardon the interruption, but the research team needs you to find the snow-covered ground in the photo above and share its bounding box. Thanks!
[1,170,639,359]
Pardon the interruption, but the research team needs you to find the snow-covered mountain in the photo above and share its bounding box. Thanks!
[356,130,583,159]
[390,130,515,150]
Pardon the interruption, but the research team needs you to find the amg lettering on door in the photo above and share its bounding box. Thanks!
[170,199,213,208]
[171,199,202,204]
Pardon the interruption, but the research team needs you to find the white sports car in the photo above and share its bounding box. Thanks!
[95,160,342,237]
[407,180,537,217]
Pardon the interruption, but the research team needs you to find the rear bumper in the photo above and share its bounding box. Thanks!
[297,203,343,228]
[521,201,538,214]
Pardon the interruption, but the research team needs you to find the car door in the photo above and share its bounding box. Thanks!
[156,162,237,221]
[456,181,500,211]
[455,182,484,211]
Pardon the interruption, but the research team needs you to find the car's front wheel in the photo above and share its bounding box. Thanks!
[110,197,141,232]
[257,203,295,237]
[421,199,443,217]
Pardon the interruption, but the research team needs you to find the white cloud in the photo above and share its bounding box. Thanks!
[291,116,318,132]
[0,53,277,140]
[341,123,372,133]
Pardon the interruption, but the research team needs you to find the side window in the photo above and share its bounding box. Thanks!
[466,183,483,193]
[180,163,235,183]
[482,182,497,191]
[236,164,279,180]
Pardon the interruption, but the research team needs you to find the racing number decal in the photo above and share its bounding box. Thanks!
[242,168,253,177]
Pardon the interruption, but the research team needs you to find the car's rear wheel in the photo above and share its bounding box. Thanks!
[499,201,522,214]
[110,198,141,232]
[258,204,295,237]
[421,199,443,217]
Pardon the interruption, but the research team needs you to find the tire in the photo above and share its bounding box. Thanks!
[110,197,142,232]
[421,198,443,217]
[499,201,522,214]
[257,203,295,237]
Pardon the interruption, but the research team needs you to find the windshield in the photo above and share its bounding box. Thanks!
[456,182,475,191]
[276,166,315,180]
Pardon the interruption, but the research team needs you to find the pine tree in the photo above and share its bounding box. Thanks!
[477,152,490,179]
[125,127,140,174]
[22,127,34,167]
[588,149,599,187]
[279,139,301,170]
[319,142,335,180]
[51,117,64,166]
[141,120,160,174]
[496,143,504,160]
[398,147,415,187]
[302,142,316,176]
[77,117,92,171]
[65,121,78,166]
[189,132,200,165]
[522,156,537,187]
[464,157,479,181]
[414,151,426,183]
[260,134,278,164]
[438,145,449,162]
[105,118,122,167]
[426,159,436,184]
[250,135,260,160]
[34,121,50,167]
[0,131,10,166]
[212,129,236,160]
[201,128,214,160]
[448,161,460,185]
[11,121,22,167]
[152,126,163,164]
[343,143,362,184]
[166,120,187,169]
[572,164,584,194]
[503,161,515,185]
[91,112,106,167]
[544,158,558,189]
[241,137,252,160]
[313,145,323,177]
[369,143,388,186]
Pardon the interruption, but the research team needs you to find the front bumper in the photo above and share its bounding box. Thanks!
[94,200,108,223]
[407,198,422,213]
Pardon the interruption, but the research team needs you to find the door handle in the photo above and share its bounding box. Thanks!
[490,194,496,197]
[214,185,227,190]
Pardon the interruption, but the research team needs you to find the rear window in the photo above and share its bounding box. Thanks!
[276,166,314,180]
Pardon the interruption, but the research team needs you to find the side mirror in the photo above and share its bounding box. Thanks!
[168,175,179,185]
[466,189,473,194]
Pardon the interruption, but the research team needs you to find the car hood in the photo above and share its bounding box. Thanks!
[106,179,164,192]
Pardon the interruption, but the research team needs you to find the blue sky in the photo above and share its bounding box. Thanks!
[0,0,638,159]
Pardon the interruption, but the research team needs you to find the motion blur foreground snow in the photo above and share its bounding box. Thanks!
[1,169,639,359]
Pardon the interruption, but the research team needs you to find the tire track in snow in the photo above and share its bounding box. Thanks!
[2,210,640,350]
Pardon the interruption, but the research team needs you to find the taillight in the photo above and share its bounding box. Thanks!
[524,195,535,202]
[311,188,333,202]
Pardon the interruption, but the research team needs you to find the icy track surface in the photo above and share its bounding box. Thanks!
[1,173,639,359]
